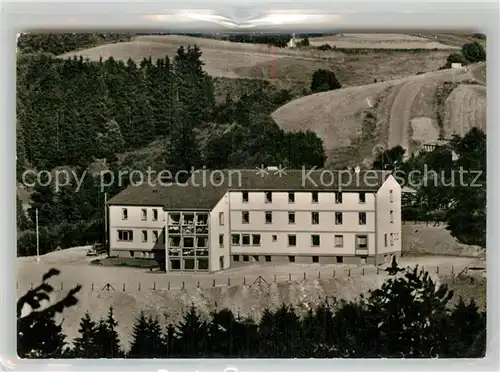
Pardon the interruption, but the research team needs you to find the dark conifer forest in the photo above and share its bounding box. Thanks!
[16,42,325,256]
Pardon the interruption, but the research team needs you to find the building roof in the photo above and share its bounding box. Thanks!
[107,169,393,210]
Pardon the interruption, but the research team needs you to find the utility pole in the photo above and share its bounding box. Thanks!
[35,208,40,263]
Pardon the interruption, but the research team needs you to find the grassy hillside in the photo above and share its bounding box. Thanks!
[305,33,459,49]
[59,34,452,91]
[272,64,486,167]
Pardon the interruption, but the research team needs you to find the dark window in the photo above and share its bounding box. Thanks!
[130,251,135,258]
[288,192,295,203]
[219,256,224,269]
[142,230,148,242]
[288,235,297,246]
[184,259,195,270]
[311,235,320,247]
[335,212,343,225]
[265,211,273,224]
[196,236,208,247]
[243,255,249,262]
[253,255,259,262]
[153,209,158,221]
[359,212,367,225]
[170,259,181,270]
[242,234,250,245]
[384,233,388,247]
[122,208,128,220]
[265,192,273,203]
[336,256,343,264]
[219,234,224,248]
[252,234,261,246]
[312,212,319,225]
[312,191,319,203]
[289,256,295,263]
[141,209,147,221]
[233,255,240,262]
[335,192,343,204]
[356,235,368,249]
[359,192,366,203]
[197,259,209,270]
[118,230,133,241]
[242,211,250,224]
[265,255,272,262]
[288,212,295,224]
[242,191,249,203]
[232,234,240,245]
[312,256,319,263]
[272,235,278,242]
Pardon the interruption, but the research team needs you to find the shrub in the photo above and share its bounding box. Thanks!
[445,52,469,68]
[317,44,332,51]
[462,41,486,63]
[310,69,342,93]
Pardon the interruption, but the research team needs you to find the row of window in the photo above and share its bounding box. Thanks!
[234,210,393,225]
[117,229,163,243]
[243,191,347,204]
[241,190,395,204]
[119,229,394,248]
[234,255,349,264]
[121,208,160,221]
[230,233,368,248]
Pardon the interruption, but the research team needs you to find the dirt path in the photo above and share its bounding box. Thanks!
[388,81,422,153]
[470,63,486,85]
[386,66,476,155]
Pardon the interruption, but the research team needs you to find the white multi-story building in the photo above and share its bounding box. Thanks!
[107,169,401,272]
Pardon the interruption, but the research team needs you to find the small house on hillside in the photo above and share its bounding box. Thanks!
[422,139,450,153]
[421,138,459,160]
[287,34,296,48]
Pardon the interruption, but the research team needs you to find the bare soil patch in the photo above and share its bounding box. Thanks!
[410,117,440,149]
[401,223,485,258]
